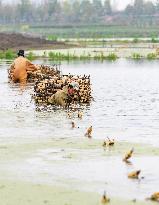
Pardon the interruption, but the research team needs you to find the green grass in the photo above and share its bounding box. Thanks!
[133,38,139,43]
[147,53,157,60]
[131,52,142,59]
[26,51,36,60]
[48,51,118,61]
[47,34,58,41]
[0,50,16,59]
[28,25,159,39]
[1,24,159,39]
[151,37,159,43]
[0,50,36,60]
[0,49,158,61]
[0,51,5,59]
[105,53,118,61]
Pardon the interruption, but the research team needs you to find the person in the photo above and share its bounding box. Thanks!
[10,50,38,89]
[48,84,78,107]
[70,76,79,91]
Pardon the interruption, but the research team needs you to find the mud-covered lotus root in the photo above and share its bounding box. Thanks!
[34,74,92,105]
[8,64,60,83]
[8,64,91,105]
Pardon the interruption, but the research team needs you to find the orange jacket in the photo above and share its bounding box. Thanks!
[12,56,37,82]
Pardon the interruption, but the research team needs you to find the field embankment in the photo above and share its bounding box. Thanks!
[0,32,77,51]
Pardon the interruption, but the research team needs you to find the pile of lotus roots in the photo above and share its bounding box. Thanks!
[8,64,92,105]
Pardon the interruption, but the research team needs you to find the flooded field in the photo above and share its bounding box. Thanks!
[0,59,159,204]
[30,46,157,58]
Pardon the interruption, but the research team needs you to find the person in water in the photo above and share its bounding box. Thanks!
[11,50,38,89]
[48,83,79,107]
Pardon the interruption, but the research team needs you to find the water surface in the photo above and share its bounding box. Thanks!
[1,59,159,145]
[0,59,159,201]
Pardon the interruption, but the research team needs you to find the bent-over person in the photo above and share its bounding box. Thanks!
[48,84,79,107]
[10,50,38,89]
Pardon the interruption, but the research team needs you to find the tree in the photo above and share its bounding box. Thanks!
[144,1,155,15]
[133,0,144,15]
[92,0,104,15]
[103,0,112,15]
[143,1,155,26]
[79,0,93,23]
[124,4,134,15]
[156,0,159,12]
[40,0,62,23]
[47,0,58,17]
[62,0,72,22]
[92,0,104,22]
[71,0,81,23]
[17,0,32,22]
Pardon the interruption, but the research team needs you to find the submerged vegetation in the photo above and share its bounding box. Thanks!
[133,38,139,43]
[0,50,37,60]
[147,53,157,60]
[131,53,142,59]
[0,49,119,61]
[105,53,118,61]
[27,51,37,61]
[0,49,158,62]
[48,51,118,61]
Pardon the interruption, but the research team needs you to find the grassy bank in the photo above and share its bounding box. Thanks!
[1,48,159,61]
[1,24,159,39]
[0,50,119,61]
[0,50,36,60]
[48,51,118,61]
[0,49,16,59]
[4,24,159,38]
[34,50,159,61]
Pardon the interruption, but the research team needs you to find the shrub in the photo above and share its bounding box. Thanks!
[151,38,158,43]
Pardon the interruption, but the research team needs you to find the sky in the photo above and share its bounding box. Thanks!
[112,0,156,10]
[2,0,157,10]
[112,0,134,10]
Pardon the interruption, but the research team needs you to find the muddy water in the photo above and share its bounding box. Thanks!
[1,59,159,144]
[0,59,159,201]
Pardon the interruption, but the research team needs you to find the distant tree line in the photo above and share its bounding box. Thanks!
[0,0,159,26]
